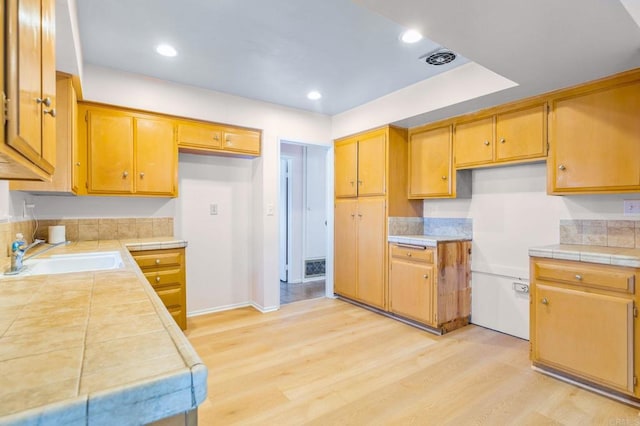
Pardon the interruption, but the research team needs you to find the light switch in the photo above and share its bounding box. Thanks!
[210,204,218,215]
[266,203,274,216]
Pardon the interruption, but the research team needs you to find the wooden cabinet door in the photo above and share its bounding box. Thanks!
[390,258,434,325]
[223,128,261,155]
[550,82,640,192]
[454,117,493,168]
[357,132,386,196]
[40,0,56,168]
[334,200,358,299]
[135,118,176,196]
[356,197,386,309]
[409,126,452,198]
[334,139,358,198]
[87,109,134,194]
[495,104,546,162]
[177,122,222,150]
[533,284,634,394]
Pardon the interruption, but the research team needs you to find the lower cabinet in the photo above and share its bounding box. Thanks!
[131,248,187,330]
[530,258,638,397]
[388,241,471,333]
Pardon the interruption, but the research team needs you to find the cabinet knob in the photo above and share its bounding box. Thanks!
[423,274,429,279]
[36,97,52,107]
[140,172,145,178]
[214,135,219,141]
[155,259,161,265]
[483,140,490,146]
[441,175,447,180]
[558,164,566,171]
[122,171,129,178]
[43,108,56,117]
[500,138,506,144]
[407,252,412,257]
[575,274,582,280]
[155,276,161,283]
[358,180,363,185]
[350,181,354,186]
[76,162,81,166]
[541,298,549,305]
[358,213,363,218]
[350,213,355,218]
[226,138,232,146]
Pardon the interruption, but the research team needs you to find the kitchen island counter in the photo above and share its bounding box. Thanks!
[0,238,206,426]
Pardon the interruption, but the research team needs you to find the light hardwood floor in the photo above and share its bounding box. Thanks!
[185,298,638,425]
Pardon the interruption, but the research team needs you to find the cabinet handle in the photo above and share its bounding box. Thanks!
[350,213,355,218]
[500,138,506,144]
[558,164,566,171]
[541,298,549,305]
[36,97,52,107]
[214,135,219,141]
[122,171,129,178]
[358,180,363,185]
[155,276,161,283]
[226,138,232,146]
[155,259,161,265]
[350,181,354,186]
[407,252,412,257]
[76,162,81,166]
[441,175,447,180]
[43,108,56,117]
[483,140,490,146]
[140,172,145,179]
[423,274,429,279]
[575,274,582,280]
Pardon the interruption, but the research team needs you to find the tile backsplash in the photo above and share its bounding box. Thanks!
[388,217,473,238]
[560,219,639,248]
[0,217,174,258]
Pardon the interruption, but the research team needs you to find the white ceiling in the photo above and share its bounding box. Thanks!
[70,0,640,125]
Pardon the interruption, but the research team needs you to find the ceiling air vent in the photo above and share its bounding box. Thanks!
[421,49,457,66]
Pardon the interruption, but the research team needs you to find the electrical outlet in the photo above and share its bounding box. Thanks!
[624,200,640,216]
[209,204,218,215]
[23,201,35,218]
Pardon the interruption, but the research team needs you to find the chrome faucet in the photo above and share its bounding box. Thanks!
[9,234,45,273]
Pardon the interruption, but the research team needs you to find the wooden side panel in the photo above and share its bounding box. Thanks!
[495,104,546,162]
[436,241,471,325]
[388,126,423,215]
[454,117,493,168]
[357,131,386,197]
[334,139,358,198]
[135,117,177,196]
[356,197,386,309]
[334,199,358,299]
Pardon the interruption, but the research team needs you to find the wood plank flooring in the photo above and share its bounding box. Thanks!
[185,298,638,425]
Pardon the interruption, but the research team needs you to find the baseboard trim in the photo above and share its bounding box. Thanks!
[250,302,279,313]
[187,302,252,317]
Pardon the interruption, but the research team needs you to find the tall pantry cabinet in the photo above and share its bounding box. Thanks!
[334,126,423,310]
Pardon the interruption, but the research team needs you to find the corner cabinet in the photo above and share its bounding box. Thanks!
[78,103,178,197]
[389,241,471,333]
[548,75,640,195]
[1,0,57,180]
[334,126,423,310]
[530,257,639,397]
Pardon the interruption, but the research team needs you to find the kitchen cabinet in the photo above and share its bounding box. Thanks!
[131,247,187,330]
[11,74,80,193]
[454,103,547,169]
[177,120,261,157]
[1,0,56,180]
[78,103,178,197]
[408,124,471,199]
[548,77,640,194]
[530,257,638,396]
[389,241,471,333]
[334,126,422,310]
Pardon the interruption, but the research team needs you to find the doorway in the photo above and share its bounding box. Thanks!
[279,142,329,305]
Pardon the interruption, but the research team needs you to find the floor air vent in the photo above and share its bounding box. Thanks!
[305,258,326,278]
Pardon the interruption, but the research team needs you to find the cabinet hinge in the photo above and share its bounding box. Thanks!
[634,306,638,318]
[546,103,550,114]
[634,376,638,386]
[84,111,88,122]
[2,93,7,125]
[546,141,550,153]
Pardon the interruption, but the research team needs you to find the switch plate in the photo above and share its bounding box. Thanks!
[209,204,218,215]
[266,203,274,216]
[624,200,640,216]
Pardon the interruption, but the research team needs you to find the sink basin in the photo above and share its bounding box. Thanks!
[22,251,125,276]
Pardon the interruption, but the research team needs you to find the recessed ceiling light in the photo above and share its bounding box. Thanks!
[156,44,177,57]
[307,91,322,100]
[401,29,423,44]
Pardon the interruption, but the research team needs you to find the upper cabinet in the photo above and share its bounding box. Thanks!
[78,103,178,197]
[454,102,547,169]
[408,124,471,199]
[1,0,57,180]
[548,75,640,195]
[335,129,386,198]
[177,119,261,157]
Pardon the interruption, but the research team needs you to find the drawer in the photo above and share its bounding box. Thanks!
[144,269,183,288]
[391,244,434,263]
[154,285,183,308]
[133,251,182,269]
[534,260,636,293]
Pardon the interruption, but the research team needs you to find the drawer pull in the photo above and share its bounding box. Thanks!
[156,276,161,283]
[541,297,549,305]
[423,274,429,279]
[396,243,427,250]
[407,253,412,257]
[575,274,582,281]
[155,259,161,265]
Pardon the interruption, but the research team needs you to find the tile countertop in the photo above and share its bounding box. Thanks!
[529,244,640,268]
[0,238,207,426]
[388,234,472,247]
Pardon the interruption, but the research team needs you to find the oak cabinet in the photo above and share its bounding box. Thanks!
[79,103,178,197]
[548,79,640,194]
[222,127,261,155]
[530,258,638,396]
[389,241,471,333]
[454,103,547,169]
[131,248,187,330]
[408,125,471,199]
[177,120,261,157]
[11,74,79,193]
[176,122,222,150]
[1,0,56,180]
[334,126,423,310]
